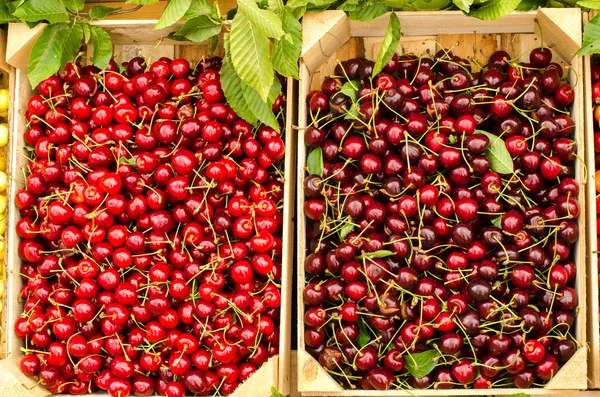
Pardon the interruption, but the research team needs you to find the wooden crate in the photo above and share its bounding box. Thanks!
[296,9,587,395]
[2,20,295,397]
[583,10,600,391]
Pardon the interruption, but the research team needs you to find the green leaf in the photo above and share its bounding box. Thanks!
[125,0,160,4]
[209,35,219,53]
[81,20,91,43]
[60,23,83,66]
[290,5,306,19]
[338,0,361,11]
[467,0,521,20]
[491,216,502,228]
[14,0,68,24]
[389,0,452,10]
[337,80,359,102]
[62,0,85,13]
[229,12,273,101]
[89,6,121,20]
[222,35,279,130]
[339,223,354,241]
[268,0,284,16]
[241,83,280,131]
[344,102,360,120]
[238,0,284,39]
[578,12,600,55]
[175,15,222,42]
[287,0,336,8]
[221,53,259,125]
[362,250,395,259]
[307,0,337,8]
[453,0,474,11]
[184,0,217,18]
[0,1,17,23]
[384,0,412,7]
[476,130,514,174]
[517,0,547,10]
[155,0,192,30]
[286,0,309,7]
[272,9,302,78]
[578,0,600,7]
[372,13,400,77]
[348,3,388,21]
[307,147,323,176]
[405,350,439,378]
[270,387,285,397]
[28,23,68,89]
[90,26,113,70]
[356,318,370,347]
[268,76,282,107]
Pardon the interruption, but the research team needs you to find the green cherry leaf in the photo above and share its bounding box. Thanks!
[578,12,600,55]
[361,250,395,259]
[453,0,474,12]
[356,318,371,348]
[372,12,401,77]
[88,5,122,20]
[338,79,359,102]
[28,23,69,89]
[272,8,302,78]
[229,12,273,101]
[405,350,439,378]
[467,0,521,20]
[90,26,113,70]
[307,147,324,176]
[154,0,192,30]
[339,223,354,241]
[14,0,68,24]
[491,215,502,228]
[237,0,285,39]
[174,15,222,42]
[270,387,285,397]
[476,130,514,174]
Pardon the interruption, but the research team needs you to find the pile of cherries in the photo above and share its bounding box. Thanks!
[303,47,580,390]
[14,56,286,396]
[592,64,600,325]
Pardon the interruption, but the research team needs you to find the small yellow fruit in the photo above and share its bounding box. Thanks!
[0,154,6,172]
[0,124,8,147]
[0,196,6,214]
[0,89,8,112]
[0,215,7,235]
[0,240,6,260]
[0,171,7,192]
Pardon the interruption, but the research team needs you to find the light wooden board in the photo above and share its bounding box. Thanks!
[297,8,587,395]
[5,22,292,397]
